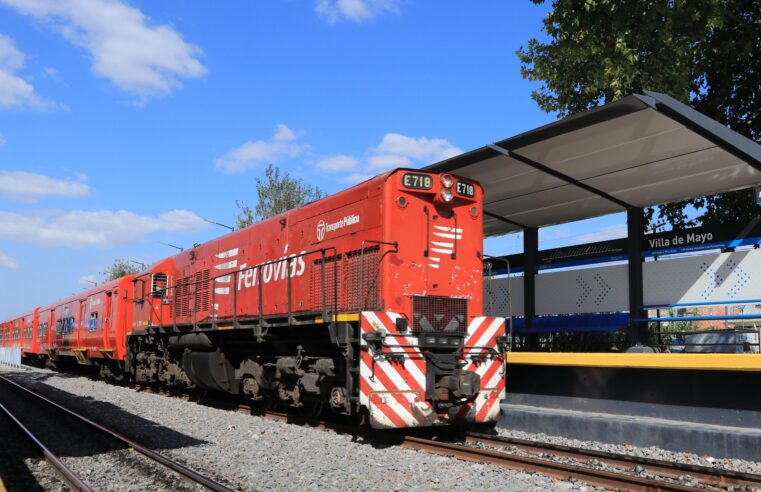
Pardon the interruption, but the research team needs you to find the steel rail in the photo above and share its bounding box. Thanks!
[94,381,759,491]
[248,409,708,491]
[396,435,705,492]
[0,402,93,492]
[466,432,761,491]
[0,375,236,492]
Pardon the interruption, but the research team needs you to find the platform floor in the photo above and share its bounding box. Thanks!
[506,352,761,371]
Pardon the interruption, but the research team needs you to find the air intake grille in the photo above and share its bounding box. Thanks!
[412,296,467,333]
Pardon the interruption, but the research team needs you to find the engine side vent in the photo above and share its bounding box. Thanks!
[194,269,210,314]
[412,296,467,333]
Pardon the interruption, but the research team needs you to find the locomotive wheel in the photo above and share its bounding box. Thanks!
[297,398,323,418]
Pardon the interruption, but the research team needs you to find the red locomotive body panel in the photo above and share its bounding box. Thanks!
[132,169,484,329]
[1,168,506,429]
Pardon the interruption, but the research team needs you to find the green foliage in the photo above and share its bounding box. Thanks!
[102,259,141,281]
[236,164,325,229]
[518,0,761,229]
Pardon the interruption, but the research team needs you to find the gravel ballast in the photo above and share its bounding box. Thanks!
[0,365,588,491]
[494,428,761,476]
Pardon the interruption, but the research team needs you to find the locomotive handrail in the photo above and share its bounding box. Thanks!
[359,240,398,311]
[147,246,339,331]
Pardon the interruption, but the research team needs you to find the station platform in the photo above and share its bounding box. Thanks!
[506,352,761,371]
[500,352,761,459]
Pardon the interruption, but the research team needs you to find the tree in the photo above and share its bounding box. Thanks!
[517,0,761,229]
[102,259,141,281]
[235,164,325,228]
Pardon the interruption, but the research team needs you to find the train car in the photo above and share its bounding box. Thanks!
[1,169,505,429]
[127,169,506,428]
[20,309,39,361]
[40,276,135,376]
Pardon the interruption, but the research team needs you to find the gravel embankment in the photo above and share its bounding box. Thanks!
[0,365,594,491]
[0,405,68,492]
[0,371,199,492]
[495,428,761,476]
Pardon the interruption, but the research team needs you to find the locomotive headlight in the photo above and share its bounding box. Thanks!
[440,189,454,203]
[440,174,454,188]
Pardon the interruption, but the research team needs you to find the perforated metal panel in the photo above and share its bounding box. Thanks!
[643,250,761,306]
[484,276,524,317]
[536,264,629,315]
[412,296,467,333]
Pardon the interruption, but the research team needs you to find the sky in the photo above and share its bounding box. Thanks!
[0,0,629,319]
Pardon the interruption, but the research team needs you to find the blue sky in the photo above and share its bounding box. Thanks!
[0,0,628,319]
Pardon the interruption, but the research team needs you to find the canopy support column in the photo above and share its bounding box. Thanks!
[523,227,538,347]
[627,208,647,345]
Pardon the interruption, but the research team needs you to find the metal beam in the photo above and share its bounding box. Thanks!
[483,210,527,229]
[627,207,647,345]
[487,144,634,210]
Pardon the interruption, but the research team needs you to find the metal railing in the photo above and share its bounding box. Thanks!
[483,255,513,349]
[134,247,339,331]
[0,347,21,367]
[649,328,761,353]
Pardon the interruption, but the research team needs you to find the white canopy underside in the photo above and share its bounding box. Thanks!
[426,92,761,236]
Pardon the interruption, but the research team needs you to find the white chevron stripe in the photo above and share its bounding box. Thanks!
[431,247,453,254]
[432,241,454,247]
[433,231,462,240]
[434,225,462,233]
[360,360,418,427]
[215,248,239,259]
[214,260,237,269]
[215,275,231,284]
[214,287,230,295]
[429,257,440,262]
[364,311,426,396]
[428,263,440,268]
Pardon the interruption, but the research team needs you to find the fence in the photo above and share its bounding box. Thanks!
[0,347,21,367]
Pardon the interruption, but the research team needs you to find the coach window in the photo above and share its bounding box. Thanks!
[151,273,167,298]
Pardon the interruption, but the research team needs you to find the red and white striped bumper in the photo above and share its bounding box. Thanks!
[359,312,506,429]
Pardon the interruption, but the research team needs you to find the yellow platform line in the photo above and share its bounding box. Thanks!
[506,352,761,371]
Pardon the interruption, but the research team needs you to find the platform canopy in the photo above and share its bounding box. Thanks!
[426,91,761,236]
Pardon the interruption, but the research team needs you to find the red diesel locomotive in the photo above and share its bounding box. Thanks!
[1,169,506,429]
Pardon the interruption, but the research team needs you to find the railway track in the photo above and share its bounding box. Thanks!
[138,383,761,491]
[0,375,236,492]
[14,374,761,491]
[464,432,761,491]
[250,405,761,491]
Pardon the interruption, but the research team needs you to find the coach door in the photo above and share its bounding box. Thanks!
[102,291,113,351]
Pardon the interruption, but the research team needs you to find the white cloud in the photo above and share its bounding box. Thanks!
[0,209,208,247]
[369,133,461,170]
[315,0,400,23]
[320,132,461,182]
[42,66,60,80]
[214,124,308,173]
[318,154,359,172]
[0,34,53,109]
[0,171,89,202]
[0,250,17,268]
[342,172,374,184]
[0,0,206,99]
[78,274,97,286]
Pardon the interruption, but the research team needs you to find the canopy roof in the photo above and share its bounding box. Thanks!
[426,91,761,236]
